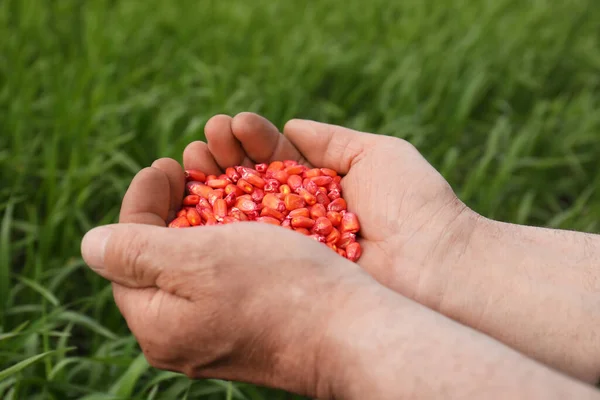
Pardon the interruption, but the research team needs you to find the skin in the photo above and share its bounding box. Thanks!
[80,113,600,398]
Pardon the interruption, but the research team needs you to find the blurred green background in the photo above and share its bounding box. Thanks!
[1,0,599,398]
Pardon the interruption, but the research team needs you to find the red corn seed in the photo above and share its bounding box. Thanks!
[328,181,342,192]
[208,189,224,207]
[341,212,360,233]
[177,209,187,218]
[237,179,254,194]
[221,216,238,224]
[316,191,331,206]
[305,168,322,178]
[320,168,338,178]
[346,242,362,262]
[333,175,342,183]
[326,228,341,244]
[328,189,341,201]
[225,184,244,197]
[311,176,333,186]
[305,180,319,195]
[256,216,281,226]
[185,169,206,182]
[285,165,304,175]
[297,188,317,206]
[197,197,211,210]
[187,181,213,199]
[236,197,258,213]
[230,207,249,221]
[273,170,289,184]
[313,216,333,236]
[206,174,217,181]
[255,163,268,173]
[288,208,310,219]
[251,188,265,203]
[310,203,327,219]
[279,184,292,195]
[226,167,241,183]
[294,227,311,235]
[283,160,298,167]
[183,195,200,206]
[326,211,343,227]
[284,193,306,211]
[263,193,285,212]
[224,192,237,208]
[337,232,356,249]
[267,161,285,173]
[327,242,338,252]
[261,207,285,221]
[291,216,315,229]
[281,219,292,229]
[186,208,202,226]
[218,174,232,182]
[238,194,252,201]
[199,208,217,224]
[337,248,346,258]
[245,172,266,189]
[309,234,327,243]
[328,198,347,212]
[264,178,280,193]
[213,199,227,221]
[288,175,303,192]
[275,193,286,200]
[169,215,191,228]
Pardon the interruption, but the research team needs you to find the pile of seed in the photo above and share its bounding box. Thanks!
[169,161,362,262]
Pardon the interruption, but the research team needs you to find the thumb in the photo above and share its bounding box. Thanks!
[81,223,180,288]
[283,119,373,174]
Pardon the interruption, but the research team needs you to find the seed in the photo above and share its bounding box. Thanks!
[218,174,232,182]
[213,199,227,220]
[288,175,303,192]
[328,198,347,212]
[185,169,207,182]
[273,170,289,184]
[320,168,338,178]
[237,179,254,194]
[341,212,360,233]
[337,248,346,258]
[283,160,298,167]
[225,184,244,197]
[186,208,202,226]
[224,192,237,208]
[230,207,249,221]
[326,228,341,244]
[256,216,281,226]
[221,216,239,224]
[346,242,362,262]
[327,242,338,252]
[316,191,331,206]
[261,207,285,221]
[326,211,342,227]
[309,234,327,243]
[285,165,305,175]
[284,193,306,211]
[305,180,319,195]
[208,189,224,206]
[279,184,292,195]
[199,208,217,225]
[281,219,292,229]
[305,168,322,178]
[244,172,266,189]
[236,197,258,213]
[255,163,268,173]
[310,204,327,219]
[251,188,265,203]
[183,195,200,206]
[264,178,280,193]
[294,228,311,235]
[177,209,187,218]
[328,181,342,192]
[313,217,333,236]
[168,215,191,228]
[291,216,315,229]
[288,208,310,219]
[337,232,356,249]
[206,174,217,181]
[311,176,333,186]
[197,197,211,210]
[333,176,342,184]
[328,189,341,201]
[267,161,285,174]
[187,181,213,199]
[226,167,241,183]
[263,193,285,212]
[297,188,317,206]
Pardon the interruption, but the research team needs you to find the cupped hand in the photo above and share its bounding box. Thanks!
[188,113,479,309]
[80,161,381,398]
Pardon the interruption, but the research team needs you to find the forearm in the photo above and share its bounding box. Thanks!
[321,284,598,399]
[437,215,600,382]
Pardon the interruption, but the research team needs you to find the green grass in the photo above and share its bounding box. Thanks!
[1,0,600,398]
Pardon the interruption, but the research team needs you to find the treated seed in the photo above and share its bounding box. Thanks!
[225,184,244,197]
[256,216,281,226]
[291,216,315,229]
[294,228,311,235]
[337,248,346,258]
[213,199,227,220]
[208,189,224,207]
[199,208,217,224]
[305,180,319,195]
[255,163,268,173]
[226,167,241,183]
[236,197,258,213]
[185,169,206,182]
[237,179,254,194]
[197,197,211,210]
[261,207,285,221]
[177,209,187,218]
[328,198,347,212]
[186,208,202,226]
[263,193,285,212]
[244,172,266,189]
[337,232,356,249]
[305,168,322,178]
[218,174,232,182]
[309,234,327,243]
[183,195,200,206]
[283,160,298,167]
[328,181,342,192]
[346,242,362,262]
[333,176,342,184]
[251,188,265,203]
[320,168,338,178]
[187,181,213,199]
[279,184,292,195]
[264,178,281,193]
[313,217,333,236]
[316,191,331,206]
[326,228,341,244]
[284,193,306,211]
[224,192,237,208]
[327,242,338,252]
[340,212,360,233]
[168,215,191,228]
[311,176,333,186]
[288,208,310,219]
[230,207,249,221]
[267,161,285,173]
[310,204,327,219]
[221,216,239,224]
[206,174,217,181]
[297,188,317,206]
[273,170,289,184]
[281,219,292,229]
[328,189,341,201]
[326,211,342,227]
[288,175,303,192]
[285,165,304,175]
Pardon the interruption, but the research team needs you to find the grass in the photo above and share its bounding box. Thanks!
[1,0,599,398]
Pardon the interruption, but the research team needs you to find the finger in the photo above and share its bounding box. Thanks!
[151,158,185,222]
[182,140,222,176]
[119,167,171,226]
[283,119,371,174]
[231,112,309,165]
[204,114,249,168]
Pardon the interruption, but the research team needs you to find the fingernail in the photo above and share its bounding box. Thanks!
[81,226,113,270]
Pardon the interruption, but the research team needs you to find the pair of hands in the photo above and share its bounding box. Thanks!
[81,113,600,398]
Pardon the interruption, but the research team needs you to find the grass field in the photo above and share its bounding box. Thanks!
[1,0,600,398]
